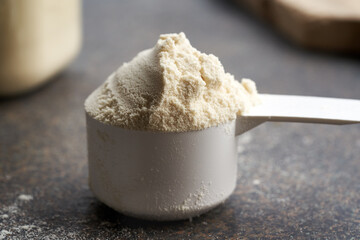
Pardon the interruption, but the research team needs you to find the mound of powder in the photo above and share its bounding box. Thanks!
[85,32,260,132]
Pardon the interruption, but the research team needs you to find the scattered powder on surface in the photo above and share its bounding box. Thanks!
[85,32,260,132]
[18,194,33,201]
[0,230,12,240]
[1,192,144,239]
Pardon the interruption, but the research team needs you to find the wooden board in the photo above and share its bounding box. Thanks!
[235,0,360,54]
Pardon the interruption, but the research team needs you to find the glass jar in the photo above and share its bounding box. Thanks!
[0,0,82,96]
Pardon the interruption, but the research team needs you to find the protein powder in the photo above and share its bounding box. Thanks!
[85,32,259,132]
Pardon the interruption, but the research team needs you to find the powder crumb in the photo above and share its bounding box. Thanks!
[19,225,38,231]
[0,214,8,219]
[85,32,260,132]
[18,194,33,201]
[253,179,261,185]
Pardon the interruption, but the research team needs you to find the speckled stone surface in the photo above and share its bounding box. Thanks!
[1,0,360,239]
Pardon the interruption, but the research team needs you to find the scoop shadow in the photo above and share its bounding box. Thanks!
[84,199,215,229]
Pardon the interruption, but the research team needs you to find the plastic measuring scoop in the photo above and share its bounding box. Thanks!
[236,94,360,135]
[86,94,360,221]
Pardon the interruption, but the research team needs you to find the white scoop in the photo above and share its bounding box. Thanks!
[236,94,360,135]
[86,94,360,221]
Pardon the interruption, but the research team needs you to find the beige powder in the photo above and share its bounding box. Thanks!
[85,32,260,132]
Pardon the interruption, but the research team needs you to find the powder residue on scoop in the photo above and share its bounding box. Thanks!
[85,32,260,132]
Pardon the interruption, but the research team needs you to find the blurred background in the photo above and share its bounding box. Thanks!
[0,0,359,239]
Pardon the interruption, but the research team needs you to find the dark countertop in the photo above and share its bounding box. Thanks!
[1,0,360,239]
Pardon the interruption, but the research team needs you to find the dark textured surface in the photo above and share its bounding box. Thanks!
[1,0,360,239]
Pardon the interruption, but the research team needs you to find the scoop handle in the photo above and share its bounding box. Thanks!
[243,94,360,125]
